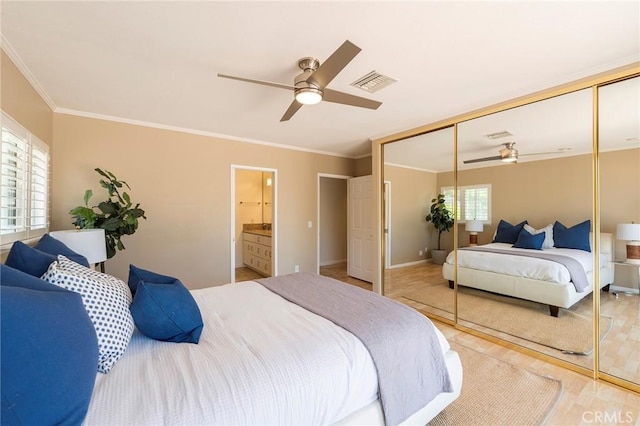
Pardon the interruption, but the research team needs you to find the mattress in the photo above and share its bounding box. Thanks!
[445,243,595,284]
[84,280,459,425]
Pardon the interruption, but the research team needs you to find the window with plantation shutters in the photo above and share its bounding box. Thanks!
[1,112,49,245]
[442,184,491,224]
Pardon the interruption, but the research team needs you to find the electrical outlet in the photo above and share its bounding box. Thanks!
[294,265,300,273]
[419,250,424,256]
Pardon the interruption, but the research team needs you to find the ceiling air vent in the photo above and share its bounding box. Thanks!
[483,131,513,140]
[351,71,397,93]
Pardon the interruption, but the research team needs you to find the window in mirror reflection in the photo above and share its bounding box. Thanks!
[442,184,491,224]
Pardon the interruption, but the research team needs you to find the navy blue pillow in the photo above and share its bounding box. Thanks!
[513,229,545,250]
[553,220,591,252]
[493,220,528,244]
[128,263,173,295]
[1,277,98,425]
[5,241,57,277]
[34,233,90,267]
[0,263,66,292]
[129,265,203,343]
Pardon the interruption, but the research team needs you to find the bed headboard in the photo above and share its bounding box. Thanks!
[593,232,613,264]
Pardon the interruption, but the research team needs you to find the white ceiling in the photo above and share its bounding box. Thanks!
[385,78,640,172]
[2,1,639,159]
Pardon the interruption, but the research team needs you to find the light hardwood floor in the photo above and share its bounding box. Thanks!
[235,266,264,282]
[320,262,640,426]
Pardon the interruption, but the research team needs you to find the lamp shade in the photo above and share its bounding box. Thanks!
[616,223,640,241]
[49,229,107,264]
[465,220,484,233]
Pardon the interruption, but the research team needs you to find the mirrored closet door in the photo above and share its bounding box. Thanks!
[382,127,455,322]
[455,89,596,370]
[376,64,639,393]
[598,75,640,387]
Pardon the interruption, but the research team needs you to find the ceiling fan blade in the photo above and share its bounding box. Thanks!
[323,88,382,110]
[307,40,361,88]
[519,151,567,157]
[217,73,295,91]
[463,155,503,164]
[280,100,303,122]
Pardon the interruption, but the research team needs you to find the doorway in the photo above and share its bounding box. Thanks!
[317,174,350,278]
[231,165,277,283]
[384,181,391,269]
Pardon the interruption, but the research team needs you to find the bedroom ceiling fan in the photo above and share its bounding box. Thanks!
[218,40,382,122]
[463,142,569,164]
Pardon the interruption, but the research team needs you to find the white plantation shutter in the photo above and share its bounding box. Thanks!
[30,137,49,231]
[1,112,50,244]
[463,185,490,222]
[442,184,491,224]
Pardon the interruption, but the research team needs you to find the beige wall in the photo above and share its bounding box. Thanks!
[436,150,639,253]
[438,154,592,250]
[319,177,347,265]
[384,164,437,265]
[355,155,372,176]
[599,148,640,233]
[1,51,53,146]
[52,113,355,288]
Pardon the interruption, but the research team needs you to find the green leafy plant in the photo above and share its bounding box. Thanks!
[69,168,146,259]
[425,193,454,250]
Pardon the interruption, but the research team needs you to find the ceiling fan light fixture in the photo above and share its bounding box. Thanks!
[502,150,518,163]
[295,87,323,105]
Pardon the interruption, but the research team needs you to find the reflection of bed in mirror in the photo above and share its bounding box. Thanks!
[442,233,613,317]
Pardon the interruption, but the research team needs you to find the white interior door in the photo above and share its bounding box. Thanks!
[348,175,374,282]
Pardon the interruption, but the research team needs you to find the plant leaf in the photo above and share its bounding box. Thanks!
[83,189,93,207]
[95,168,111,180]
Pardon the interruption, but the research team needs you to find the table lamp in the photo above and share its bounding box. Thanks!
[49,229,108,271]
[616,223,640,264]
[465,220,483,246]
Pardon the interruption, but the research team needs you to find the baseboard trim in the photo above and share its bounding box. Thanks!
[320,259,348,267]
[388,259,428,269]
[609,285,640,295]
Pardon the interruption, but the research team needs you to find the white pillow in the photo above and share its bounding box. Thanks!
[524,224,554,249]
[42,255,134,373]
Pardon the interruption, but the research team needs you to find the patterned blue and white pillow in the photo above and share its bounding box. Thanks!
[42,256,134,373]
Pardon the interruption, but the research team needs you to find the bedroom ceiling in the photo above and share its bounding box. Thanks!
[1,1,638,160]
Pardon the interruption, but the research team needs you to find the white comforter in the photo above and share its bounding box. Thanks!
[84,281,380,425]
[445,243,594,284]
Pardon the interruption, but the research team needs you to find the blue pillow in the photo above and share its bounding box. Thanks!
[493,220,528,244]
[34,233,90,267]
[5,241,57,277]
[513,229,545,250]
[1,283,98,425]
[553,220,591,252]
[129,265,203,343]
[0,263,65,292]
[128,263,174,295]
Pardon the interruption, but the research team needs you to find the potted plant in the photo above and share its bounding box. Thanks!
[425,193,454,265]
[69,168,146,259]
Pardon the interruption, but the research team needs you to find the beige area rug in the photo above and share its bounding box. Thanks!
[404,284,612,354]
[429,342,562,426]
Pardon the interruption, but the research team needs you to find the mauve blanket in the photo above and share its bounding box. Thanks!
[257,272,452,426]
[460,246,590,292]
